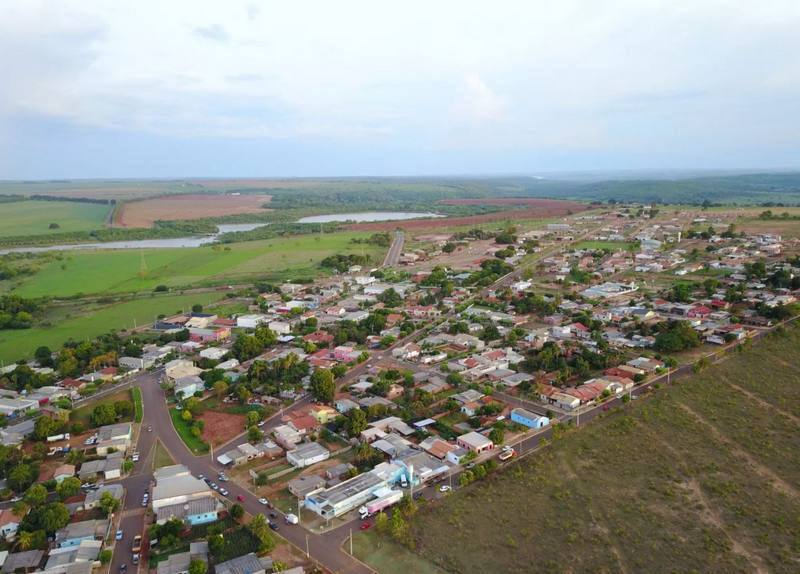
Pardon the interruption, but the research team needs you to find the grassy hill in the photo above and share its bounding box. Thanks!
[362,326,800,573]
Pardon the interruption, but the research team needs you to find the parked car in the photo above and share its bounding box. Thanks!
[268,521,279,531]
[119,564,127,573]
[115,530,123,541]
[439,485,451,493]
[360,522,371,530]
[132,554,139,565]
[258,498,269,505]
[219,488,229,497]
[237,494,245,502]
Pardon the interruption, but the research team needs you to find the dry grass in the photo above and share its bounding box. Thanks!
[115,193,272,227]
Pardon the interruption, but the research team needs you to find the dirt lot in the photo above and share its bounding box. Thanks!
[347,200,588,232]
[199,410,246,447]
[114,194,272,227]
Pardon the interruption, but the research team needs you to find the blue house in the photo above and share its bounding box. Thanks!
[55,519,109,547]
[510,408,550,429]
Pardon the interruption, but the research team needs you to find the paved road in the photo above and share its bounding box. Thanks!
[381,231,404,267]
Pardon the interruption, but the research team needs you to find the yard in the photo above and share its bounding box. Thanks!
[69,389,133,429]
[366,327,800,574]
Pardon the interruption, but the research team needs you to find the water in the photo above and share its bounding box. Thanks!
[0,223,268,255]
[297,211,444,223]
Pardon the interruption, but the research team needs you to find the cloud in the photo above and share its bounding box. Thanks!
[193,24,229,43]
[451,73,507,123]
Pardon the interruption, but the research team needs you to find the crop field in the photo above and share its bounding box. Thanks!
[11,231,385,298]
[370,327,800,574]
[0,291,223,363]
[0,200,109,237]
[114,193,272,227]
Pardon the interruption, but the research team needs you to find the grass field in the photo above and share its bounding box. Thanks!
[0,292,223,363]
[0,200,109,237]
[368,327,800,574]
[10,231,386,298]
[131,387,143,423]
[153,440,175,469]
[169,408,210,454]
[573,240,635,251]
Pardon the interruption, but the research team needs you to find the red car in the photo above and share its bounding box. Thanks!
[237,495,245,502]
[360,522,371,530]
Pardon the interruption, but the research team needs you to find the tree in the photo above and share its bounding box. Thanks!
[230,503,244,521]
[208,534,224,557]
[236,385,251,404]
[17,530,34,551]
[99,490,121,515]
[33,416,57,441]
[310,368,335,403]
[246,410,261,427]
[345,408,368,438]
[247,426,263,443]
[189,559,208,574]
[247,514,276,553]
[213,380,229,399]
[377,288,402,308]
[9,463,34,492]
[34,346,53,367]
[24,484,47,506]
[191,304,204,313]
[99,550,113,564]
[40,502,70,533]
[91,403,117,427]
[114,400,134,418]
[375,511,389,534]
[489,426,505,445]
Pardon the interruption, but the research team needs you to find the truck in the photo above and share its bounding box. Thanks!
[46,433,70,443]
[498,446,515,461]
[284,513,299,525]
[358,489,404,519]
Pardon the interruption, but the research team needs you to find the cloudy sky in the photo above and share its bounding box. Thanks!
[1,0,799,178]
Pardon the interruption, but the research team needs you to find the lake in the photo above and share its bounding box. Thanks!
[297,211,444,223]
[0,223,268,255]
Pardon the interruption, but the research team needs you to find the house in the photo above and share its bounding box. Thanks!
[286,442,331,468]
[510,408,550,430]
[84,484,123,510]
[54,518,109,547]
[446,447,470,465]
[216,442,282,467]
[334,398,360,414]
[118,357,146,372]
[457,431,494,453]
[333,346,361,362]
[96,423,133,455]
[157,542,208,574]
[420,438,458,460]
[392,343,421,361]
[174,376,204,400]
[304,462,403,519]
[0,398,39,418]
[288,474,326,497]
[164,360,203,382]
[153,465,218,526]
[78,456,122,481]
[268,320,292,335]
[1,550,44,573]
[44,539,102,571]
[215,553,272,574]
[199,347,229,361]
[0,509,19,539]
[53,464,76,483]
[236,314,269,329]
[272,425,303,450]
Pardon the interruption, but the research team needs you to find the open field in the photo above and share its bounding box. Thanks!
[70,389,133,428]
[0,200,109,237]
[10,231,386,298]
[199,409,246,447]
[114,194,272,227]
[0,292,223,363]
[364,328,800,574]
[573,240,636,251]
[348,201,588,232]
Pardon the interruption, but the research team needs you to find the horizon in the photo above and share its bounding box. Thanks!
[2,1,799,178]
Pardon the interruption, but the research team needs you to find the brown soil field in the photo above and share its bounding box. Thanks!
[200,410,246,447]
[441,197,583,207]
[347,200,588,232]
[115,194,272,227]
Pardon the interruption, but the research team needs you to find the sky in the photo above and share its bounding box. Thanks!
[1,0,799,178]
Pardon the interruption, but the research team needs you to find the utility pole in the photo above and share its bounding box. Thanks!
[349,529,353,555]
[307,534,311,558]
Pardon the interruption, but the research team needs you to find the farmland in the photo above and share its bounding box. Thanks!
[0,291,223,363]
[9,231,386,298]
[371,328,800,574]
[0,199,110,237]
[114,193,272,227]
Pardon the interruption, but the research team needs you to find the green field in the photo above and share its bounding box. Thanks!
[573,240,635,251]
[0,200,109,237]
[169,408,209,454]
[367,327,800,574]
[10,231,385,298]
[0,292,222,363]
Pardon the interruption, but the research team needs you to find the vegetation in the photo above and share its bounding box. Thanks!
[169,408,209,454]
[0,199,110,239]
[391,326,800,574]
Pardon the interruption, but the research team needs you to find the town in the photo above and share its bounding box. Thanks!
[0,203,797,574]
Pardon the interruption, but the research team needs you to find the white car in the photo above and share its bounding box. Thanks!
[219,488,229,496]
[131,454,140,462]
[258,498,268,505]
[439,485,452,493]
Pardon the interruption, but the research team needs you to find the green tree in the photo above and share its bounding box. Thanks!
[17,530,34,551]
[246,410,261,427]
[345,408,368,438]
[33,416,57,441]
[91,403,117,427]
[488,426,505,445]
[213,380,229,399]
[247,426,263,443]
[188,559,208,574]
[40,503,70,533]
[24,484,47,506]
[208,534,224,557]
[9,463,34,492]
[247,514,276,553]
[230,503,244,521]
[374,511,389,534]
[310,368,335,403]
[99,550,113,564]
[99,490,121,515]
